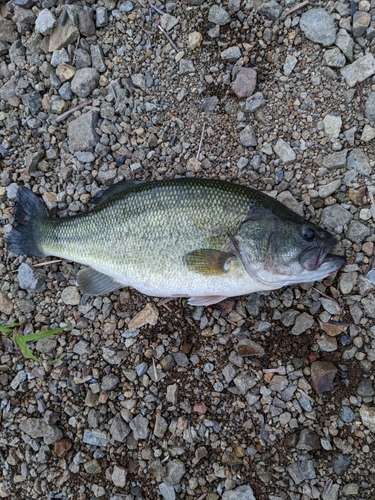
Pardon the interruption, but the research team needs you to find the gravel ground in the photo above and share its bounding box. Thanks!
[1,0,375,499]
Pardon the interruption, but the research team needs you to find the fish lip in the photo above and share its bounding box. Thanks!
[300,234,342,271]
[323,253,347,274]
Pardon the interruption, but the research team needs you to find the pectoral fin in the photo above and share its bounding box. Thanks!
[184,249,236,276]
[77,267,123,295]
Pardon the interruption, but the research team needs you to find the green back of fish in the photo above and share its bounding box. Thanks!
[38,178,304,279]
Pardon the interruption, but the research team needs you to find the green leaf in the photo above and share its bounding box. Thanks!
[21,326,67,343]
[14,334,40,362]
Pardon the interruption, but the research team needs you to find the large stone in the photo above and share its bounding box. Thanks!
[222,485,256,500]
[340,54,375,87]
[71,68,100,98]
[128,303,159,331]
[300,8,336,47]
[321,204,352,228]
[359,405,375,433]
[365,92,375,122]
[0,292,14,315]
[35,9,57,36]
[232,68,257,98]
[129,414,149,440]
[287,460,316,484]
[48,18,79,51]
[0,18,19,43]
[258,0,282,21]
[323,48,346,68]
[239,125,257,147]
[347,148,371,176]
[67,110,99,152]
[352,11,371,38]
[335,29,353,62]
[274,139,296,164]
[208,5,230,25]
[311,361,337,394]
[18,263,45,292]
[323,114,342,138]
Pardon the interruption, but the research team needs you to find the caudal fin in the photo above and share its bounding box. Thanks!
[8,186,49,258]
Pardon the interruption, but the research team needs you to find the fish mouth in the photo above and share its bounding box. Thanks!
[300,236,346,272]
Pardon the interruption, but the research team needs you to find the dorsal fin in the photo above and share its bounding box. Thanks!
[90,179,145,208]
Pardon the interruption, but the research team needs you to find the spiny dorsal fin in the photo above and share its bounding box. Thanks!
[184,249,236,276]
[77,267,124,295]
[90,179,145,208]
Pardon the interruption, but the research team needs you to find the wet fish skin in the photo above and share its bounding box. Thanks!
[8,178,345,306]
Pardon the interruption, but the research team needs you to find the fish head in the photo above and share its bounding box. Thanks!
[233,214,346,287]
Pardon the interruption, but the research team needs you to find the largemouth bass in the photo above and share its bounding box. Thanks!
[8,178,345,306]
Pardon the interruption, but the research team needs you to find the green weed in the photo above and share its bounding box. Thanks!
[0,323,67,363]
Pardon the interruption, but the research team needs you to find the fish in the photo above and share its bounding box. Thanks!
[8,177,346,306]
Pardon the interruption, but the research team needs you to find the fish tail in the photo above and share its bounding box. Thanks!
[8,186,50,258]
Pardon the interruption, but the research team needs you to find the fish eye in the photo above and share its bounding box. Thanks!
[302,226,315,241]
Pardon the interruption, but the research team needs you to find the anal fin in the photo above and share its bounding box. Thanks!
[77,267,123,296]
[188,295,228,306]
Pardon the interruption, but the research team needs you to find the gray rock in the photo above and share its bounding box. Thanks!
[35,9,56,36]
[60,286,80,305]
[221,45,242,61]
[67,110,99,152]
[258,0,282,21]
[322,149,348,169]
[341,407,355,423]
[9,40,26,69]
[101,374,119,391]
[19,418,63,444]
[90,44,106,73]
[164,459,186,485]
[159,483,175,500]
[357,378,374,397]
[96,7,108,28]
[318,179,341,198]
[274,139,296,164]
[71,68,100,98]
[239,125,257,147]
[340,54,375,87]
[323,48,346,68]
[291,312,314,335]
[73,340,91,355]
[321,204,352,228]
[346,220,370,242]
[335,28,354,62]
[300,8,336,47]
[130,414,149,440]
[321,483,340,500]
[359,405,375,432]
[10,370,27,390]
[362,294,375,318]
[18,262,45,292]
[287,459,316,485]
[296,429,321,451]
[0,291,14,314]
[74,48,92,69]
[333,454,351,475]
[173,352,189,367]
[119,1,133,12]
[283,54,297,76]
[222,485,256,500]
[232,67,256,98]
[179,59,195,74]
[365,92,375,122]
[347,149,371,176]
[77,8,95,37]
[83,429,108,447]
[361,125,375,142]
[48,17,79,52]
[35,337,57,354]
[59,82,73,100]
[317,334,337,352]
[323,114,341,138]
[12,7,36,32]
[160,13,178,31]
[109,415,130,442]
[245,92,265,112]
[352,11,371,38]
[269,375,288,392]
[51,48,70,67]
[0,18,19,43]
[84,459,101,474]
[154,414,168,438]
[208,5,230,25]
[233,372,257,394]
[131,73,146,91]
